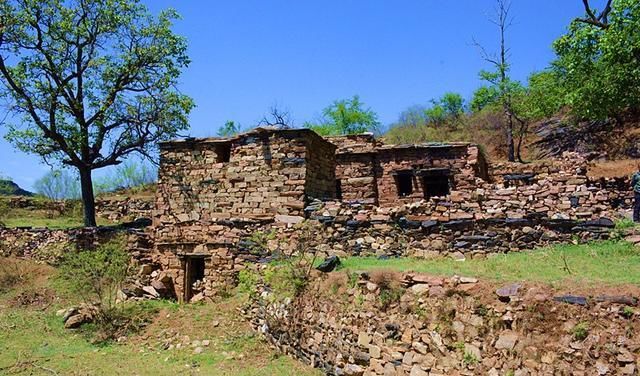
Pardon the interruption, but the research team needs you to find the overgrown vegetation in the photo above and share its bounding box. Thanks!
[386,0,640,162]
[0,257,320,375]
[0,257,29,293]
[55,237,140,342]
[370,270,405,310]
[57,237,129,311]
[339,240,640,286]
[572,322,590,341]
[35,161,157,201]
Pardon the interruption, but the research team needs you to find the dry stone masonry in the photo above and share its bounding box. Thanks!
[245,271,640,375]
[149,128,633,303]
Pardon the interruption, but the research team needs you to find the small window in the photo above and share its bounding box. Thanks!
[396,172,413,197]
[215,143,231,163]
[336,179,343,201]
[423,175,450,199]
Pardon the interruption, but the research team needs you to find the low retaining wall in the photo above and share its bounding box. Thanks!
[246,272,640,375]
[0,225,153,265]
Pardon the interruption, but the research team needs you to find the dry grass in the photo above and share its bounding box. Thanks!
[588,159,638,179]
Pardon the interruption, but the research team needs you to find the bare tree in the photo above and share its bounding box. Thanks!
[473,0,519,162]
[259,105,293,129]
[578,0,613,29]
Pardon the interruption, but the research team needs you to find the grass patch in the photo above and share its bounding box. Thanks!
[0,196,115,229]
[339,240,640,286]
[2,210,113,229]
[0,257,320,376]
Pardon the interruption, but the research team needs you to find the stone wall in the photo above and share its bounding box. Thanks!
[96,196,154,222]
[375,144,484,207]
[149,151,632,301]
[327,135,488,207]
[0,226,153,265]
[247,272,640,375]
[154,128,336,230]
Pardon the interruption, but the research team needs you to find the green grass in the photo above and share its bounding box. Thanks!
[1,207,114,229]
[0,302,317,376]
[339,240,640,286]
[0,257,320,376]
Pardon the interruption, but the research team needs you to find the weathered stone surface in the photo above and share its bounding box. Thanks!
[495,331,519,350]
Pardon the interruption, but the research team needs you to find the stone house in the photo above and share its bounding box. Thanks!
[153,127,487,302]
[328,134,488,206]
[153,127,336,301]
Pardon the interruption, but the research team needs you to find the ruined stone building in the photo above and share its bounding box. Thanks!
[328,134,488,206]
[152,127,488,301]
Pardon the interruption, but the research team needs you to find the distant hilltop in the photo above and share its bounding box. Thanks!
[0,179,33,196]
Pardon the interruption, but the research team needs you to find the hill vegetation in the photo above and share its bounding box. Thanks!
[0,179,32,197]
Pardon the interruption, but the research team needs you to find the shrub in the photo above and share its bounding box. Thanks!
[370,270,405,310]
[56,237,160,343]
[237,269,259,298]
[0,257,28,292]
[261,222,321,301]
[572,322,589,341]
[622,306,635,319]
[57,237,130,310]
[463,351,479,366]
[264,261,309,300]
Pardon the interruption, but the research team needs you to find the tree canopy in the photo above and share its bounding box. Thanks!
[0,0,194,226]
[551,0,640,122]
[306,95,380,136]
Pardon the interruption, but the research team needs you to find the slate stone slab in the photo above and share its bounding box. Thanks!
[553,295,588,306]
[316,255,341,273]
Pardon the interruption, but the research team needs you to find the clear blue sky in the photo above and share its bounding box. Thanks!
[1,0,587,190]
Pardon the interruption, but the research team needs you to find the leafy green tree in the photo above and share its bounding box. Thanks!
[0,0,194,226]
[519,70,566,120]
[470,86,501,113]
[552,0,640,123]
[439,92,465,118]
[396,105,428,127]
[424,102,447,127]
[217,120,241,137]
[306,95,381,135]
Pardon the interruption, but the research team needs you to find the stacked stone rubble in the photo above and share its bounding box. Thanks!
[247,272,640,375]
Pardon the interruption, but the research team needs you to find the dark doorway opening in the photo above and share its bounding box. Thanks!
[184,257,206,302]
[336,179,343,201]
[395,171,414,197]
[422,174,450,199]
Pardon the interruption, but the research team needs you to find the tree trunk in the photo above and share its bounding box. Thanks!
[505,110,515,162]
[506,129,515,162]
[78,166,97,227]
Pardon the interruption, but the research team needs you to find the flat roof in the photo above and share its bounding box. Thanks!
[159,127,335,149]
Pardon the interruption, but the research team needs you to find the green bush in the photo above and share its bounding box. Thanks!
[572,322,589,341]
[264,261,309,300]
[57,237,130,312]
[237,269,259,298]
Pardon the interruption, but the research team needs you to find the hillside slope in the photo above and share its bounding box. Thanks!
[0,179,32,196]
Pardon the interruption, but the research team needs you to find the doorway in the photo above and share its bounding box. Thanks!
[184,256,205,302]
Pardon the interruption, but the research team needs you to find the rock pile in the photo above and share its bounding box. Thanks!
[57,304,99,329]
[96,196,154,222]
